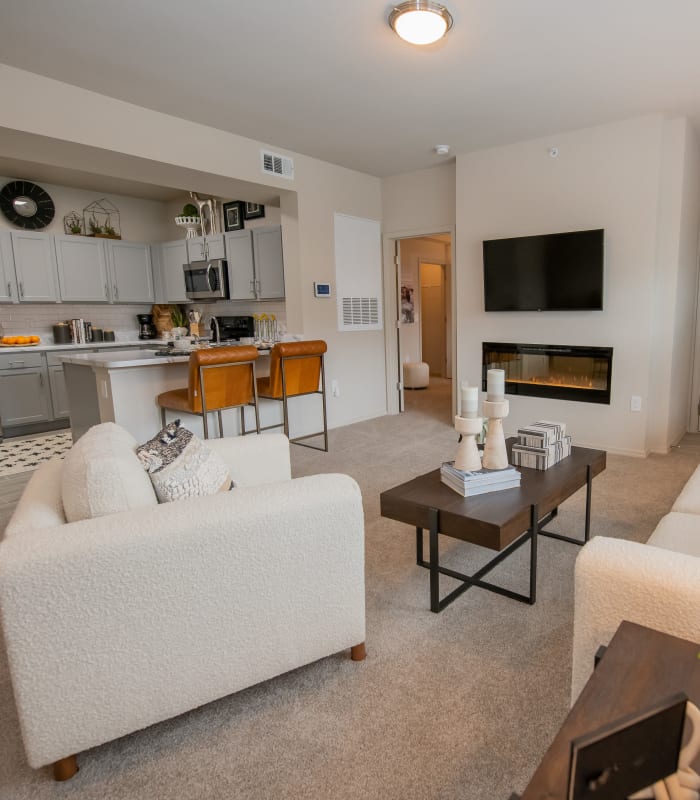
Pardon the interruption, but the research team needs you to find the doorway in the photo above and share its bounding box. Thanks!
[385,232,453,422]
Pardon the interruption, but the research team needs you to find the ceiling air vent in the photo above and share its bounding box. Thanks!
[342,297,380,328]
[261,150,294,180]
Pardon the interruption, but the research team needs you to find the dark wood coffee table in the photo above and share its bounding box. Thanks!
[516,621,700,799]
[379,439,606,612]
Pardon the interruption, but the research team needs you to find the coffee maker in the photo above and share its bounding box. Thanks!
[137,313,157,340]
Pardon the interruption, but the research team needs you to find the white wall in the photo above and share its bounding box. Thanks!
[455,115,698,456]
[0,65,385,431]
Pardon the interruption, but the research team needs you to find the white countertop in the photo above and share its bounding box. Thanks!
[58,349,191,368]
[58,345,272,369]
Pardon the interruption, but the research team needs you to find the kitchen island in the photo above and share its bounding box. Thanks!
[59,348,274,442]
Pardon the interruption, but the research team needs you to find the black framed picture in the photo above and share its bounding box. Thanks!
[567,692,688,800]
[244,202,265,220]
[223,201,245,231]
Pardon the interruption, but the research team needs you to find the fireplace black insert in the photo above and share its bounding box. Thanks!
[482,342,613,404]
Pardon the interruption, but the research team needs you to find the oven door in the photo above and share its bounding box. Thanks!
[184,261,227,299]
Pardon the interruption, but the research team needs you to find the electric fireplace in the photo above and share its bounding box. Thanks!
[482,342,613,404]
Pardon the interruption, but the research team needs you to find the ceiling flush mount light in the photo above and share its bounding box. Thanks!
[389,1,453,45]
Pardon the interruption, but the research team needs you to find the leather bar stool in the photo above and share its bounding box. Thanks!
[157,346,260,438]
[257,340,328,451]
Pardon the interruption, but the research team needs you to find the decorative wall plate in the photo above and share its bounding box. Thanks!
[0,180,55,229]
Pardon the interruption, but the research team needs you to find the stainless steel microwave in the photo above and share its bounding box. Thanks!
[183,259,229,300]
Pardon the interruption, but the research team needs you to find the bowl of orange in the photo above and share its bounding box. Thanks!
[1,335,41,346]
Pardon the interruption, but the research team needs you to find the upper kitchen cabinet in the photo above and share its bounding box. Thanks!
[224,225,285,301]
[11,231,59,302]
[156,239,189,303]
[0,230,18,303]
[106,240,154,303]
[186,234,225,263]
[252,226,285,300]
[224,230,256,300]
[54,235,110,302]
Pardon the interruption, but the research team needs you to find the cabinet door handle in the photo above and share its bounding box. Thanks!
[113,284,118,299]
[7,281,11,297]
[10,360,25,367]
[250,280,255,293]
[19,282,24,298]
[39,373,44,387]
[104,283,109,298]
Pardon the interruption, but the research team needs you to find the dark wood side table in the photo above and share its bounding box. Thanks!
[516,621,700,799]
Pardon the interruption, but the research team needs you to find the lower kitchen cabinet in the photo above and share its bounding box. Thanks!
[48,365,70,419]
[0,367,52,427]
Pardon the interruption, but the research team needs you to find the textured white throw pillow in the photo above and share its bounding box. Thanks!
[61,422,158,522]
[136,420,233,503]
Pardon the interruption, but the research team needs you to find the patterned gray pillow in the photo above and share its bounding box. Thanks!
[136,420,233,503]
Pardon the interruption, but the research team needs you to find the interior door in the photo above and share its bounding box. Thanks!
[420,262,446,377]
[395,241,404,412]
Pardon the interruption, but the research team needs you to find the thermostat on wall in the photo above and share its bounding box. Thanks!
[313,282,331,298]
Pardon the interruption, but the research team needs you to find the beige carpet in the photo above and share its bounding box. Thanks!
[0,379,697,799]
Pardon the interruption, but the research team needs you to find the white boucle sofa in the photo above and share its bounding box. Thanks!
[571,464,700,702]
[0,424,366,780]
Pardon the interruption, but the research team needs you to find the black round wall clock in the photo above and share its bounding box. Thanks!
[0,180,55,230]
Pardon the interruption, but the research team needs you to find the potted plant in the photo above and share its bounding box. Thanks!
[170,306,189,337]
[88,217,103,237]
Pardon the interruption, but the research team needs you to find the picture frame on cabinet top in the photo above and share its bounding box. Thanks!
[244,202,265,220]
[223,201,245,232]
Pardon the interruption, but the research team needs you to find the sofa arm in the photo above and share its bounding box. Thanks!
[572,536,700,703]
[203,432,291,486]
[0,472,364,768]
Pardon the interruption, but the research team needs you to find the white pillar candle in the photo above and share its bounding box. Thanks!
[459,381,469,417]
[486,369,505,401]
[463,386,478,418]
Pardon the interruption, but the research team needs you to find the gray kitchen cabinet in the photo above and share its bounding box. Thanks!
[0,230,18,303]
[224,230,256,300]
[187,234,225,263]
[11,231,59,302]
[224,226,284,301]
[48,364,70,419]
[54,235,110,302]
[157,239,189,303]
[252,226,285,299]
[106,240,154,303]
[0,366,52,426]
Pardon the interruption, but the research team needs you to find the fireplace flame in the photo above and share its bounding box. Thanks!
[508,375,604,391]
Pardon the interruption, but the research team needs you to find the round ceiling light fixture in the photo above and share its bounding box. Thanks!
[389,1,453,45]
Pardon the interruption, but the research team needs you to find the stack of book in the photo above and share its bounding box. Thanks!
[511,421,572,470]
[440,461,521,497]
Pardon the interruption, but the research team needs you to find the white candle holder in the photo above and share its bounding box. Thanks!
[454,415,483,472]
[481,399,510,470]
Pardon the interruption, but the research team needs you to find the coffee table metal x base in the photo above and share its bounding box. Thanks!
[416,465,593,613]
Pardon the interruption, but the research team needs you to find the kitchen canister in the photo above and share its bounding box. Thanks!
[53,323,71,344]
[103,329,116,342]
[92,328,104,342]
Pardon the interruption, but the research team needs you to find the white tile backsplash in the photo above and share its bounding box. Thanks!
[0,303,152,342]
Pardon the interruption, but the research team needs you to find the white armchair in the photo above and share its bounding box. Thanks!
[0,428,366,780]
[571,464,700,703]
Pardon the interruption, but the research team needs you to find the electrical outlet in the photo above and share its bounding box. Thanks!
[331,379,340,397]
[630,395,642,412]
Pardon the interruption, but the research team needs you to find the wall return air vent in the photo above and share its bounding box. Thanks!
[342,297,380,328]
[260,150,294,179]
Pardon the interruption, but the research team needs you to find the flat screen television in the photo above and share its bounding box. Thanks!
[483,228,604,311]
